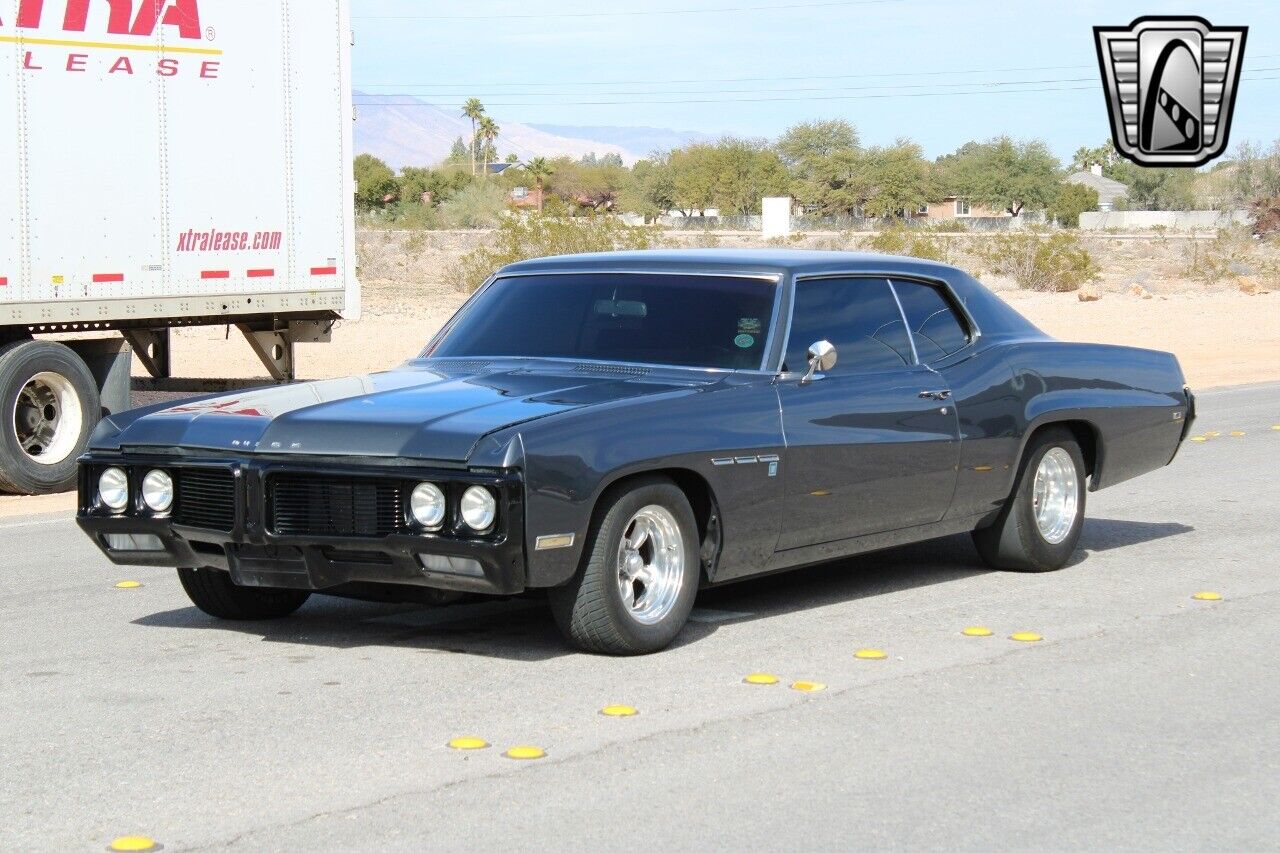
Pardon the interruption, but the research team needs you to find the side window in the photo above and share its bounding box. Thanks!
[786,278,913,375]
[890,279,970,363]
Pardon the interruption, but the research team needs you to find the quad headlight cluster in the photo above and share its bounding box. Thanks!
[409,482,497,533]
[97,467,173,513]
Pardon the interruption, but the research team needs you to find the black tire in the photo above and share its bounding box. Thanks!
[973,427,1087,572]
[0,340,101,494]
[177,567,311,620]
[549,476,700,655]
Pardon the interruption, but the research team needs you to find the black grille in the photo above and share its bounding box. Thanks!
[269,475,403,538]
[174,468,237,531]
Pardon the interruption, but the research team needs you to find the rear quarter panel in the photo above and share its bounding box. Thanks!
[1007,341,1189,491]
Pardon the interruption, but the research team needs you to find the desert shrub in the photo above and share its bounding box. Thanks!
[861,226,949,263]
[1182,228,1255,283]
[975,231,1099,292]
[447,212,665,292]
[1048,183,1100,228]
[438,182,507,229]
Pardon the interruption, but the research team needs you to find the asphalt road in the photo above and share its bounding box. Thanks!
[2,383,1277,852]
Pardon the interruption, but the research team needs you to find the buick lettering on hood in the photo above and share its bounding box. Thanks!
[77,251,1195,654]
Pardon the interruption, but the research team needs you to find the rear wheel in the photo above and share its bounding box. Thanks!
[973,427,1086,572]
[178,567,311,620]
[0,340,101,494]
[549,476,699,655]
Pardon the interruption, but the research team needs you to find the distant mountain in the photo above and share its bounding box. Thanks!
[528,124,716,157]
[353,93,636,170]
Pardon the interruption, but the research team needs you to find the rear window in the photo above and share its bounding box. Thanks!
[890,279,970,362]
[431,272,777,370]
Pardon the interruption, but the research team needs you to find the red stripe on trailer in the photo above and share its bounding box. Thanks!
[92,273,124,283]
[201,270,231,280]
[310,266,337,276]
[247,268,275,278]
[0,277,7,286]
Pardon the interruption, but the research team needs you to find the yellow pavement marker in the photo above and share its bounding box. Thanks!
[1230,430,1246,437]
[114,581,143,589]
[447,737,489,750]
[962,626,993,637]
[743,672,779,685]
[600,704,638,717]
[504,745,546,760]
[1271,424,1280,431]
[1192,591,1222,601]
[854,648,888,660]
[791,680,827,692]
[108,837,159,852]
[1205,430,1221,437]
[1189,436,1207,442]
[1009,632,1043,642]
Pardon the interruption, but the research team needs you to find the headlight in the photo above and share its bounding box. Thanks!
[410,482,446,530]
[459,486,497,531]
[98,467,129,511]
[141,469,174,512]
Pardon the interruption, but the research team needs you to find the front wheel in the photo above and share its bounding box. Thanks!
[973,427,1087,572]
[178,567,311,620]
[549,477,700,655]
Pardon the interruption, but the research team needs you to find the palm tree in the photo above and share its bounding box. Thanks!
[478,116,500,178]
[524,157,554,212]
[461,98,485,176]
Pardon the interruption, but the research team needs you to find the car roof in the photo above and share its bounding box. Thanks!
[498,248,962,280]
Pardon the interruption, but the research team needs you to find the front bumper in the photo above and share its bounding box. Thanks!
[76,454,527,596]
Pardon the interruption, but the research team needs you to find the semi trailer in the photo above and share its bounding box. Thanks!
[1,0,357,493]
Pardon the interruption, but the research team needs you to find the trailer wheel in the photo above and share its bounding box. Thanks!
[0,340,102,494]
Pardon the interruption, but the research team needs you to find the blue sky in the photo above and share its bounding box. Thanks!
[351,0,1279,161]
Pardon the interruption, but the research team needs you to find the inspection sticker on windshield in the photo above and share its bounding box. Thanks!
[738,318,762,334]
[734,334,755,349]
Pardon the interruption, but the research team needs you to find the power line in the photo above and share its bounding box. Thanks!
[353,71,1280,109]
[358,76,1100,100]
[355,83,1104,108]
[353,55,1280,90]
[353,0,902,21]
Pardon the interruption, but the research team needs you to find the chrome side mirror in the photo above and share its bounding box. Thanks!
[801,340,837,384]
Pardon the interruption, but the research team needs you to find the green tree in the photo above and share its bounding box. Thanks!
[547,155,627,211]
[1112,165,1196,210]
[522,157,555,212]
[938,137,1061,216]
[461,98,485,176]
[1048,182,1100,227]
[776,119,860,212]
[709,138,791,216]
[353,154,396,212]
[619,157,676,222]
[478,116,500,177]
[859,139,934,218]
[446,136,469,167]
[1070,139,1124,176]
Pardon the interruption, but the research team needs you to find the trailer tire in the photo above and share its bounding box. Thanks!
[0,340,102,495]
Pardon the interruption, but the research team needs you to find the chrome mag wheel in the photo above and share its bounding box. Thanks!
[1032,446,1079,545]
[13,372,83,466]
[616,504,686,625]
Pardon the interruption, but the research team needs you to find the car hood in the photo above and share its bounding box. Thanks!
[109,362,713,462]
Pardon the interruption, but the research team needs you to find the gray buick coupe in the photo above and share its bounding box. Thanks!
[78,250,1194,654]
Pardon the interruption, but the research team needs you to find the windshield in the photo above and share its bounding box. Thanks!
[430,272,778,370]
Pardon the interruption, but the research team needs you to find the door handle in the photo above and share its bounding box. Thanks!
[919,389,952,400]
